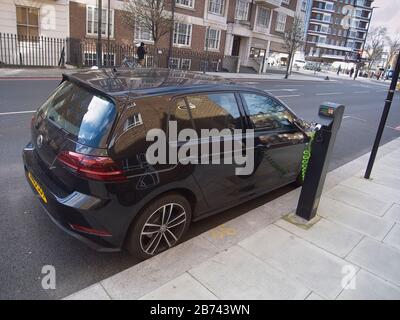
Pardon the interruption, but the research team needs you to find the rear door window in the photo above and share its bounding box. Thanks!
[38,81,116,148]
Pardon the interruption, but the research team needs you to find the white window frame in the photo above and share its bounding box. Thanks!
[176,0,195,9]
[256,7,270,28]
[135,24,153,42]
[169,57,192,70]
[173,22,192,47]
[235,0,250,20]
[86,5,114,38]
[205,28,221,51]
[208,0,225,15]
[275,13,286,32]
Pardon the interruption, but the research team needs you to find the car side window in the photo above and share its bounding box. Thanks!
[185,93,242,133]
[241,93,296,132]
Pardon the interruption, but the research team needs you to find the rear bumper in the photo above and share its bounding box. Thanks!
[22,142,122,252]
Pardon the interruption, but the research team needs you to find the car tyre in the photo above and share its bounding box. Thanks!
[125,193,192,260]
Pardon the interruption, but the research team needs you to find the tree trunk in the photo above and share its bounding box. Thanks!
[285,52,292,79]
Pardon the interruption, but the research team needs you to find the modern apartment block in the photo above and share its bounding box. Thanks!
[304,0,374,63]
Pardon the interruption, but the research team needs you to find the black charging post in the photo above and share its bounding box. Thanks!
[295,102,345,221]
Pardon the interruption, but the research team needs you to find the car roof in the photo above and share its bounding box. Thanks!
[64,68,251,98]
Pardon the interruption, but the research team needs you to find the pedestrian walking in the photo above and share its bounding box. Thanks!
[137,42,147,66]
[337,65,342,75]
[350,67,354,78]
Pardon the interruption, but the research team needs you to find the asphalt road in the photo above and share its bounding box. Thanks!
[0,76,399,300]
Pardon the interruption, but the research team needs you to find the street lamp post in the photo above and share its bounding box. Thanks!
[364,51,400,179]
[97,0,102,68]
[204,26,210,74]
[168,0,176,68]
[107,0,110,67]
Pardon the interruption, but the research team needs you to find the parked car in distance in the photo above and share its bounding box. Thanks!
[304,62,321,72]
[23,68,313,259]
[293,60,306,69]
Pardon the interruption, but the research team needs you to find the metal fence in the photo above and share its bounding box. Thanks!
[0,33,226,72]
[67,39,224,72]
[0,33,65,67]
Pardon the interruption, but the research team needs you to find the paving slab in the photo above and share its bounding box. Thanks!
[275,218,363,258]
[383,223,400,251]
[189,245,310,300]
[346,237,400,287]
[325,185,392,217]
[318,197,394,241]
[306,292,325,300]
[100,237,219,300]
[64,284,110,300]
[239,225,355,299]
[202,189,300,250]
[340,176,400,204]
[139,273,218,300]
[384,204,400,222]
[337,270,400,300]
[367,170,400,190]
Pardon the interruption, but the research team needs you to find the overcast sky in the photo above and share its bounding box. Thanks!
[369,0,400,39]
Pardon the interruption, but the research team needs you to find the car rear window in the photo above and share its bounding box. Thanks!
[37,81,117,148]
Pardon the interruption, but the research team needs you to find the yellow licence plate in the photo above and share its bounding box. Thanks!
[28,172,47,204]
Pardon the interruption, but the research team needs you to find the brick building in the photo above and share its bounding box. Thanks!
[68,0,303,71]
[304,0,374,64]
[0,0,305,71]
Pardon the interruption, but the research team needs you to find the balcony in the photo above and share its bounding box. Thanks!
[321,54,346,60]
[255,0,282,8]
[316,42,354,52]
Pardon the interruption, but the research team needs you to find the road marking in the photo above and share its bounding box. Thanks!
[0,77,61,81]
[275,94,302,98]
[386,125,400,131]
[352,91,369,94]
[343,116,367,122]
[0,110,35,116]
[316,92,344,96]
[265,89,298,92]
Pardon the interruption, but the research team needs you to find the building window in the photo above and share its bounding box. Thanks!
[235,0,250,20]
[208,0,224,15]
[275,13,286,32]
[169,57,192,70]
[86,6,114,38]
[173,23,192,46]
[257,7,270,28]
[205,28,221,50]
[135,25,153,42]
[282,0,290,5]
[176,0,194,8]
[16,6,39,38]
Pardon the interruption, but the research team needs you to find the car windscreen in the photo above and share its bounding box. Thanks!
[37,81,117,148]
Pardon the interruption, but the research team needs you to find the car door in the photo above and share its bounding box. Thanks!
[240,91,308,193]
[171,92,258,212]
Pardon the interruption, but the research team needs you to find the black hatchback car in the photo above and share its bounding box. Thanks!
[23,68,312,259]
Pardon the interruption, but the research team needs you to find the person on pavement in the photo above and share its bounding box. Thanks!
[350,67,354,78]
[337,65,342,75]
[137,42,147,66]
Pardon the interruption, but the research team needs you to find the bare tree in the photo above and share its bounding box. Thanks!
[283,15,304,79]
[121,0,174,64]
[364,27,387,71]
[385,35,400,70]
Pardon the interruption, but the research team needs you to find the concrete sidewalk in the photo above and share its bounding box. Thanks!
[0,67,326,82]
[65,137,400,300]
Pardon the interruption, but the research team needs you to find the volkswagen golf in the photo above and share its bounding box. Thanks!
[23,68,313,259]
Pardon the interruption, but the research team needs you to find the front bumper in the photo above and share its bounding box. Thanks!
[22,142,122,252]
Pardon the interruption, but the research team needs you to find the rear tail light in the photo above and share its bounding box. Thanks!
[69,224,112,237]
[57,151,126,182]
